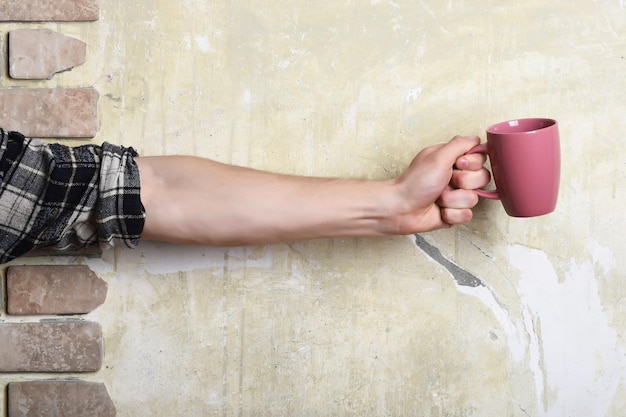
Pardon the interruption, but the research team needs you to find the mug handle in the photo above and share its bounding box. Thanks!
[465,144,500,200]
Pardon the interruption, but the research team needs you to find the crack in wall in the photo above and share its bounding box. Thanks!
[413,234,484,288]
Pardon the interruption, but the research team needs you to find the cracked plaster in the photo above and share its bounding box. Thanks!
[2,0,626,416]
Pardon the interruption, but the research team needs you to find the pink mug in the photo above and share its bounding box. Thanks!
[466,118,560,217]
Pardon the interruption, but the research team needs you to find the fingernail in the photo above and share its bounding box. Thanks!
[457,158,469,169]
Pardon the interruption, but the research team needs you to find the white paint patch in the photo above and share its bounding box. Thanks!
[519,304,544,405]
[88,242,274,275]
[405,87,422,103]
[194,35,211,52]
[509,244,624,417]
[587,238,616,274]
[243,89,252,104]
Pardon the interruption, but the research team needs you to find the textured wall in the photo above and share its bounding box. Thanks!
[2,1,625,416]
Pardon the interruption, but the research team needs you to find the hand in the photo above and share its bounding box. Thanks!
[388,135,490,234]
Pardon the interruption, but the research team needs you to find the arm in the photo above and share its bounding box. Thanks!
[134,135,489,246]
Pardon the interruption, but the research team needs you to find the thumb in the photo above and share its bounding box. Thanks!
[436,135,481,168]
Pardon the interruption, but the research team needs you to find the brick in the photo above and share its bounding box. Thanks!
[7,265,108,315]
[0,321,103,372]
[9,30,87,80]
[0,88,98,138]
[0,0,99,22]
[8,381,116,417]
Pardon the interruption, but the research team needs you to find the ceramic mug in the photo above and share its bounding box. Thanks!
[466,118,560,217]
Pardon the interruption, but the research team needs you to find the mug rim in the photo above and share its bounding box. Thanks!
[487,118,557,135]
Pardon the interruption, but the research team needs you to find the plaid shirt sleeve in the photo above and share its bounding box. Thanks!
[0,128,145,264]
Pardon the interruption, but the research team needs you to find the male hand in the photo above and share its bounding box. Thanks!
[390,135,490,234]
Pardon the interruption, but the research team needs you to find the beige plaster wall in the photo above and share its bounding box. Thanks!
[2,0,625,416]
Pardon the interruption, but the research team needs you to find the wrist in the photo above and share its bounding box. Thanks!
[370,179,408,237]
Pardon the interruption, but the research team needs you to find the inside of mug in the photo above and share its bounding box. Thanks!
[488,118,556,134]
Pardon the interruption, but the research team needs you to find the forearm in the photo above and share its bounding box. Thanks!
[136,156,400,246]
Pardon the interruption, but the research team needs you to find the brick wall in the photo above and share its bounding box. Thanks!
[1,2,117,416]
[1,2,99,137]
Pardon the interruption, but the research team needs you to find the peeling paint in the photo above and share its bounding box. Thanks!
[510,244,625,417]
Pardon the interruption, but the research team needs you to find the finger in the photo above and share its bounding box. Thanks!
[431,135,481,167]
[450,168,491,190]
[440,207,473,225]
[454,153,486,171]
[437,188,479,209]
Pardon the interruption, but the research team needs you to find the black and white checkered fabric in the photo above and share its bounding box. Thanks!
[0,128,145,264]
